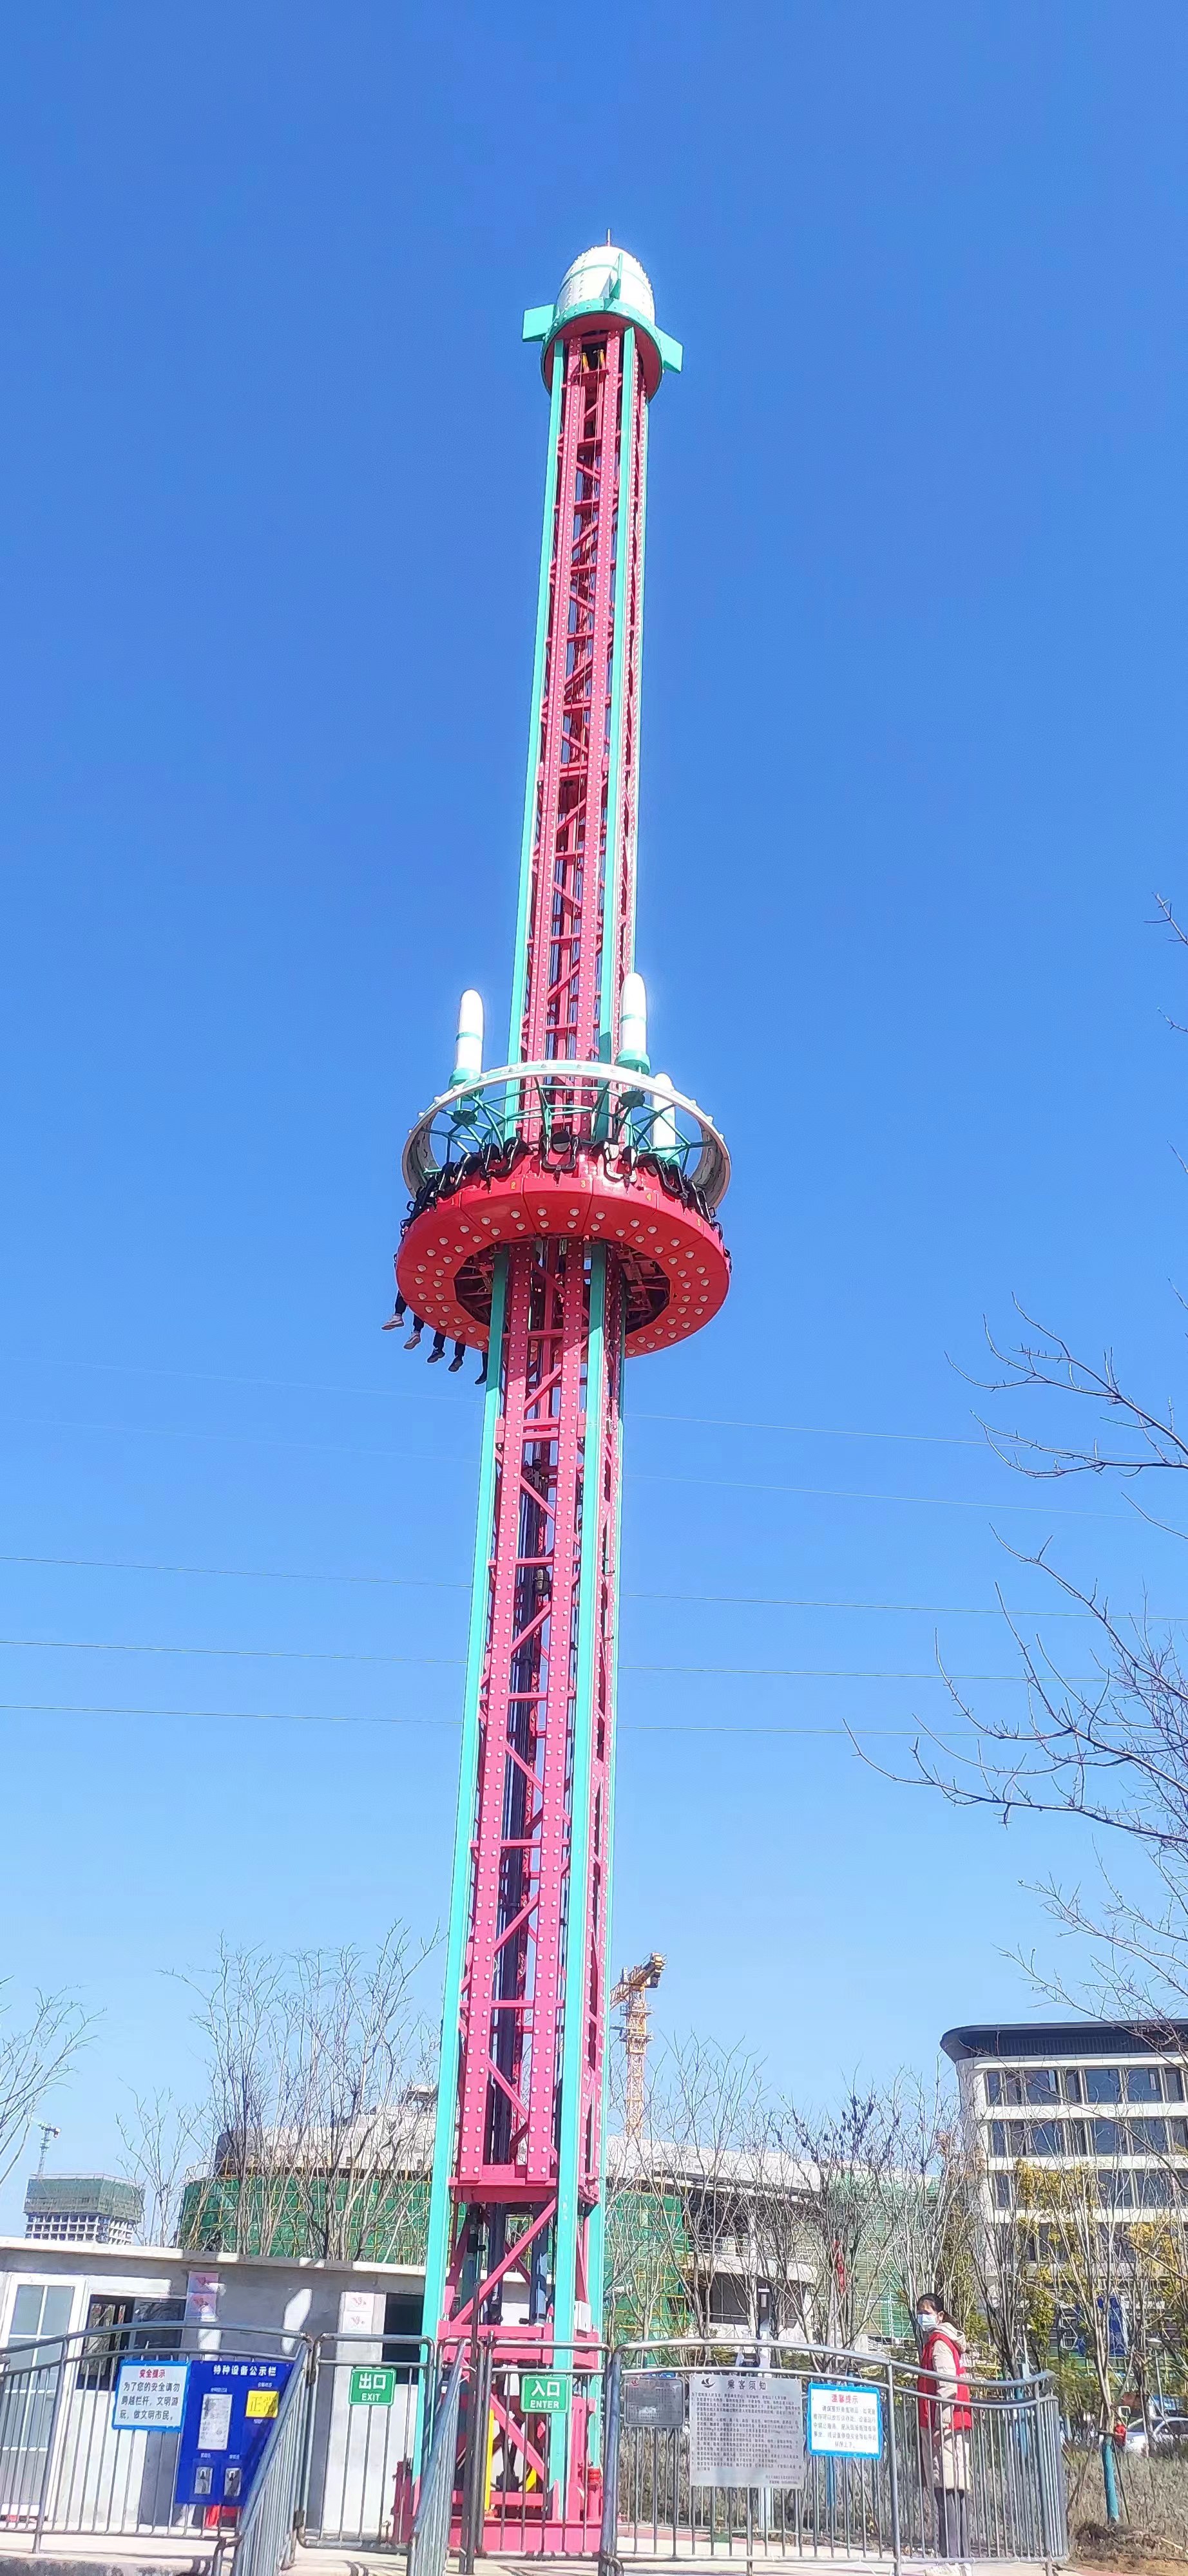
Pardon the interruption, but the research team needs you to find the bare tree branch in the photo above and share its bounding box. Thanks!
[177,1926,437,2260]
[0,1985,91,2195]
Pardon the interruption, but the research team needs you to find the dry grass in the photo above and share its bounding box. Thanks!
[1068,2447,1188,2564]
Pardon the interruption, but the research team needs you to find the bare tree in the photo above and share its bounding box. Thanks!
[964,2160,1038,2381]
[864,903,1188,2022]
[1014,2159,1131,2438]
[604,2034,770,2345]
[179,1926,436,2262]
[0,1984,90,2193]
[117,2090,205,2245]
[771,2085,901,2353]
[883,2074,976,2334]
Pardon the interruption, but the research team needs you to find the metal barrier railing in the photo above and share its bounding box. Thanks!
[231,2349,311,2576]
[408,2349,465,2576]
[604,2340,1067,2570]
[0,2325,311,2550]
[300,2333,432,2547]
[450,2339,605,2561]
[0,2320,1068,2568]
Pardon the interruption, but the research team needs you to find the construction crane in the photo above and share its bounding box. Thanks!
[611,1954,665,2143]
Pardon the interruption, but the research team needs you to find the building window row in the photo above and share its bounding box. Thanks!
[992,2170,1182,2211]
[988,2116,1188,2159]
[984,2065,1185,2108]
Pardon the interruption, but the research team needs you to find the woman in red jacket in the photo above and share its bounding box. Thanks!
[916,2293,972,2557]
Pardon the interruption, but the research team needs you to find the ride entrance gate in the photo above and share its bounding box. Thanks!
[432,2342,1067,2571]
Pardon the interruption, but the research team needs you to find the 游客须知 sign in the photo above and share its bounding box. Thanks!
[807,2383,883,2459]
[688,2373,805,2487]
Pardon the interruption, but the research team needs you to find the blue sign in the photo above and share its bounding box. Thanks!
[175,2356,294,2510]
[807,2383,883,2459]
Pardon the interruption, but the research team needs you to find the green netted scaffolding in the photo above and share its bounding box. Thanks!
[178,2172,915,2352]
[178,2174,431,2267]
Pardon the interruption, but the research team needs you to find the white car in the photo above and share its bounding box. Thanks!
[1124,2417,1188,2453]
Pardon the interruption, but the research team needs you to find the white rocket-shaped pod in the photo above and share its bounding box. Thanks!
[451,989,484,1086]
[617,971,649,1073]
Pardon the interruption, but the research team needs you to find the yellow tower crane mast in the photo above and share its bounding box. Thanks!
[611,1953,665,2142]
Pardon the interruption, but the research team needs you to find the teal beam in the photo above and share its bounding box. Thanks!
[550,1247,608,2472]
[421,1253,508,2347]
[626,391,648,977]
[506,352,565,1066]
[599,328,636,1059]
[586,1307,625,2423]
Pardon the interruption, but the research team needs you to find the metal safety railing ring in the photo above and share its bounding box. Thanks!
[401,1061,731,1211]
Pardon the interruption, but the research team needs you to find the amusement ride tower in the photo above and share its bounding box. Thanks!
[392,244,731,2516]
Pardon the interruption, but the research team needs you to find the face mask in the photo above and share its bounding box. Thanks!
[917,2313,936,2331]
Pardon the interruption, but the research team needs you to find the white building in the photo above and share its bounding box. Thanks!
[942,2019,1188,2211]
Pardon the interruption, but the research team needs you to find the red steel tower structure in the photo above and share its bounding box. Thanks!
[392,244,731,2515]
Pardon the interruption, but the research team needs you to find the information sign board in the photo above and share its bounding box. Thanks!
[521,2372,570,2414]
[175,2355,294,2509]
[689,2372,805,2488]
[807,2383,883,2459]
[350,2365,397,2407]
[112,2361,189,2432]
[624,2371,684,2432]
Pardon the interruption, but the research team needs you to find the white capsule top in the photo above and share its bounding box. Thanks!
[452,989,484,1086]
[617,971,649,1070]
[555,244,655,325]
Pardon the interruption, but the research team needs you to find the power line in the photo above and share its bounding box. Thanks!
[8,1353,989,1446]
[0,1551,1154,1619]
[1,1414,1115,1517]
[0,1550,463,1591]
[0,1697,929,1738]
[0,1634,1097,1683]
[629,1471,1112,1518]
[0,1635,461,1667]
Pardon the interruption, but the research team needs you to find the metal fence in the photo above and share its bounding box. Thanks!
[603,2342,1066,2571]
[408,2349,465,2576]
[232,2349,311,2576]
[302,2331,430,2546]
[0,2324,310,2552]
[0,2323,1068,2570]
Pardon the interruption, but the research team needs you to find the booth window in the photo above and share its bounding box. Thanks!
[77,2297,186,2391]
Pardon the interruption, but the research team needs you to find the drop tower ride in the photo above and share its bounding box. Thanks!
[393,244,731,2506]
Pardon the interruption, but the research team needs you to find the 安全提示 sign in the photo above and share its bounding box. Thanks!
[807,2383,883,2459]
[111,2362,189,2432]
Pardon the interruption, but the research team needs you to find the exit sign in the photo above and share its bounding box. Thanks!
[350,2367,397,2407]
[521,2372,570,2414]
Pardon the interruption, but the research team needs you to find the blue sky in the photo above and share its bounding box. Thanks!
[3,1,1188,2230]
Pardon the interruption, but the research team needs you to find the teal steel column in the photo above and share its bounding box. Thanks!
[582,1309,621,2452]
[586,1309,625,2423]
[421,1252,508,2339]
[507,352,565,1065]
[626,388,648,978]
[598,328,637,1059]
[552,1249,608,2345]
